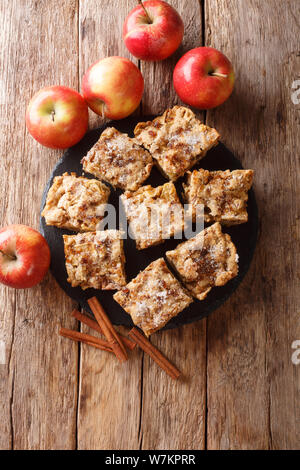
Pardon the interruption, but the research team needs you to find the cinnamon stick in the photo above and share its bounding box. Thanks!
[88,297,128,363]
[59,327,112,353]
[128,328,181,380]
[71,309,136,351]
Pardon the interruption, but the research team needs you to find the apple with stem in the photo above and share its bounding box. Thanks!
[0,225,50,289]
[123,0,184,61]
[26,86,89,149]
[82,56,144,120]
[173,47,235,109]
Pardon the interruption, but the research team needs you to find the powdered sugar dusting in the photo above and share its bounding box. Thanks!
[105,136,128,154]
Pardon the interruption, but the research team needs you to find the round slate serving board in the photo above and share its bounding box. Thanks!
[40,116,258,330]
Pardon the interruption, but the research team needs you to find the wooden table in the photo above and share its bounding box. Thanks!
[0,0,299,450]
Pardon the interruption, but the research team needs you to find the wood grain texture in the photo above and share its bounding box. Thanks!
[0,0,78,449]
[77,0,142,450]
[140,324,207,450]
[0,0,299,451]
[139,0,207,450]
[205,0,300,450]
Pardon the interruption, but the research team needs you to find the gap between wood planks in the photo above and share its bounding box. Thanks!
[8,290,17,450]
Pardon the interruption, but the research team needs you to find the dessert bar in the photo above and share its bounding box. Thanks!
[42,172,110,232]
[121,182,185,250]
[113,258,192,336]
[166,222,238,300]
[183,169,254,225]
[134,106,220,181]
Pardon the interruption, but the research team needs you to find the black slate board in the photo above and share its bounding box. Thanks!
[40,116,258,330]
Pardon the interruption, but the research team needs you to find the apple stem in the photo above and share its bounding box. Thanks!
[211,72,228,78]
[0,249,16,261]
[51,110,55,122]
[138,0,152,24]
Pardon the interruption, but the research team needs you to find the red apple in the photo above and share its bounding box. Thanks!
[0,225,50,289]
[123,0,184,61]
[173,47,235,109]
[82,56,144,120]
[26,86,89,149]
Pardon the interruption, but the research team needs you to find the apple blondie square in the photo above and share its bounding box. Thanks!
[183,169,254,225]
[166,222,238,301]
[113,258,193,336]
[120,182,185,250]
[134,106,220,181]
[63,229,126,290]
[81,127,153,191]
[41,172,110,232]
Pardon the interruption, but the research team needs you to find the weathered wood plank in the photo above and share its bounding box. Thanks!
[77,327,142,449]
[0,0,79,449]
[141,324,207,450]
[79,0,139,130]
[139,0,207,450]
[77,0,142,450]
[205,0,300,449]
